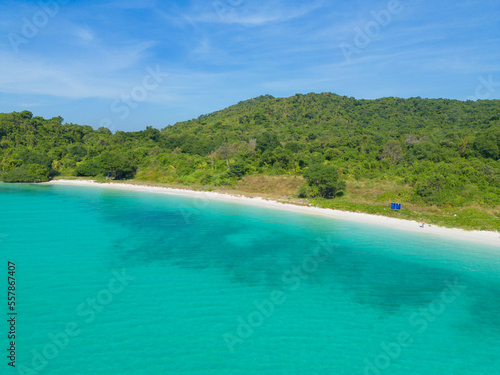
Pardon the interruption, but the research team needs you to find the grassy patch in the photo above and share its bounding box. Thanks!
[234,175,304,196]
[310,198,500,231]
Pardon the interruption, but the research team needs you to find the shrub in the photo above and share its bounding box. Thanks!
[301,163,345,198]
[1,164,49,182]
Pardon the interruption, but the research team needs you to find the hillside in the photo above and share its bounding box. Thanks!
[1,93,499,229]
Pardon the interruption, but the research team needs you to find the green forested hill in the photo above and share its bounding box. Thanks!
[1,93,499,228]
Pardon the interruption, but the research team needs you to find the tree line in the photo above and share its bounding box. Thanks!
[0,92,499,207]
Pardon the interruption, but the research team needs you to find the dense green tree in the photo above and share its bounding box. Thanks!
[256,132,281,153]
[379,140,404,164]
[301,164,345,198]
[97,151,135,179]
[18,150,52,170]
[67,144,87,160]
[1,164,49,182]
[474,127,500,160]
[229,160,249,177]
[1,93,499,211]
[75,160,101,176]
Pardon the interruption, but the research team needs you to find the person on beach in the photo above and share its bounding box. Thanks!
[422,220,425,228]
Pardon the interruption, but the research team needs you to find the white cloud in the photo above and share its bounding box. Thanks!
[0,39,159,100]
[190,37,212,56]
[192,1,324,27]
[76,27,94,42]
[100,0,158,10]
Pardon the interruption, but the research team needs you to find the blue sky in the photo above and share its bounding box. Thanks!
[0,0,499,131]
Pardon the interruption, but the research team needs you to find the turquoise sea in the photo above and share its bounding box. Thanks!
[1,182,499,375]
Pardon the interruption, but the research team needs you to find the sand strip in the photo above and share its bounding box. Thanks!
[46,179,500,247]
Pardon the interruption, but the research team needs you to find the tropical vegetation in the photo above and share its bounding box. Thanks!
[1,93,499,229]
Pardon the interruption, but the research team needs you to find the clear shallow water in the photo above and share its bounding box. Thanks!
[1,183,499,375]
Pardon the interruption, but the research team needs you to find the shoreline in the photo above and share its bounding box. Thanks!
[46,179,500,247]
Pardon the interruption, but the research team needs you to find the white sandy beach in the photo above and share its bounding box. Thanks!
[47,179,500,247]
